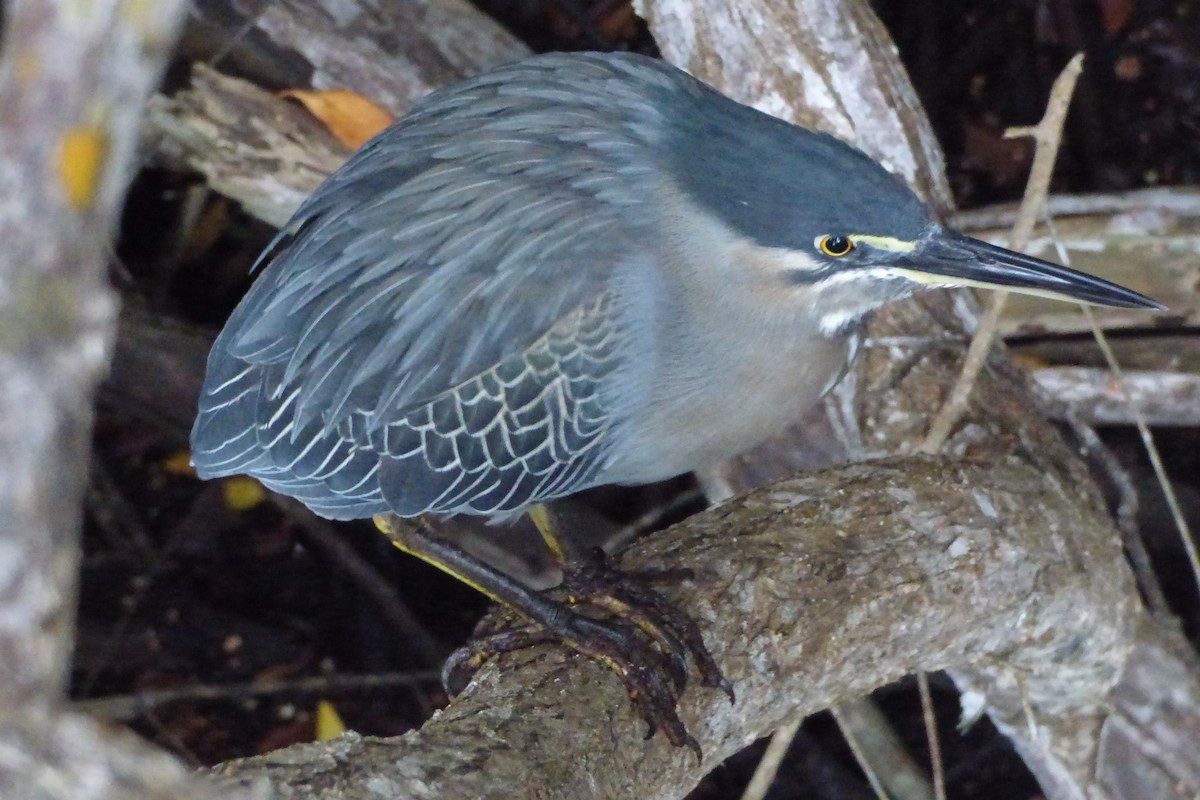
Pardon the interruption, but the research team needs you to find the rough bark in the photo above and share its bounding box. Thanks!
[0,1,239,797]
[208,454,1141,799]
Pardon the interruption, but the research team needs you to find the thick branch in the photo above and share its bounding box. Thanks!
[211,454,1138,798]
[0,0,182,706]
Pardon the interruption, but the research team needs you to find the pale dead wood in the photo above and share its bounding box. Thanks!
[1033,367,1200,426]
[151,0,530,228]
[833,695,934,800]
[148,65,349,228]
[1015,334,1200,424]
[951,187,1200,230]
[1015,330,1200,425]
[185,0,529,113]
[739,718,803,800]
[0,1,241,798]
[1016,334,1200,372]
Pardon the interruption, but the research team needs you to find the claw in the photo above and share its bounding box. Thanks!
[443,548,732,757]
[443,625,555,695]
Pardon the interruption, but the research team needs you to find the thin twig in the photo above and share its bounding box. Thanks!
[739,719,802,800]
[606,486,707,552]
[74,669,441,721]
[274,496,446,666]
[917,672,946,800]
[833,704,892,800]
[920,53,1085,454]
[834,696,934,800]
[1043,230,1200,606]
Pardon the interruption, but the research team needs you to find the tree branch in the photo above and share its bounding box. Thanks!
[210,454,1140,798]
[0,2,243,797]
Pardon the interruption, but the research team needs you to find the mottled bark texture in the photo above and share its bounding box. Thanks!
[0,2,240,798]
[212,454,1139,799]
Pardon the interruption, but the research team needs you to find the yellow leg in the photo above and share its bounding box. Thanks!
[371,511,729,755]
[527,504,570,563]
[373,514,504,603]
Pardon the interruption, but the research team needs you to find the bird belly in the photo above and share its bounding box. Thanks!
[604,336,850,485]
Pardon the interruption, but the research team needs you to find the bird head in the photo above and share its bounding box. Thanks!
[664,85,1162,335]
[795,222,1163,335]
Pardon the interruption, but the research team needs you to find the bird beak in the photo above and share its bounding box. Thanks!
[897,228,1164,310]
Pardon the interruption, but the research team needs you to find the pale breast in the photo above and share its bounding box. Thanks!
[605,331,851,485]
[598,181,855,485]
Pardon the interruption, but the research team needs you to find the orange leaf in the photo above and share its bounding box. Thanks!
[281,89,393,150]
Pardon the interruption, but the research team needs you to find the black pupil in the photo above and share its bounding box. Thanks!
[826,236,850,254]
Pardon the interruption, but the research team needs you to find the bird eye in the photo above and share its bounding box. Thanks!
[818,235,854,257]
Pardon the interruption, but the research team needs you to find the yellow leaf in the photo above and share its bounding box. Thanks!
[281,89,393,150]
[58,127,107,209]
[315,700,347,741]
[222,476,266,511]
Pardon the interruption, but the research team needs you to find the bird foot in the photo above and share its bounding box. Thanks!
[442,548,733,758]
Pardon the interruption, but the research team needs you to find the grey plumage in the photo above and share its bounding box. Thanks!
[191,51,1158,522]
[194,53,674,518]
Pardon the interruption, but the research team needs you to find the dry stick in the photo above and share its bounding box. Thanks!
[833,705,891,800]
[914,52,1086,800]
[916,672,945,800]
[833,695,935,800]
[919,53,1084,455]
[1045,231,1200,605]
[739,718,801,800]
[74,669,441,721]
[273,497,446,667]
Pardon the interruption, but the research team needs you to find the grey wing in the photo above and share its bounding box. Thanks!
[190,55,659,518]
[363,294,621,516]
